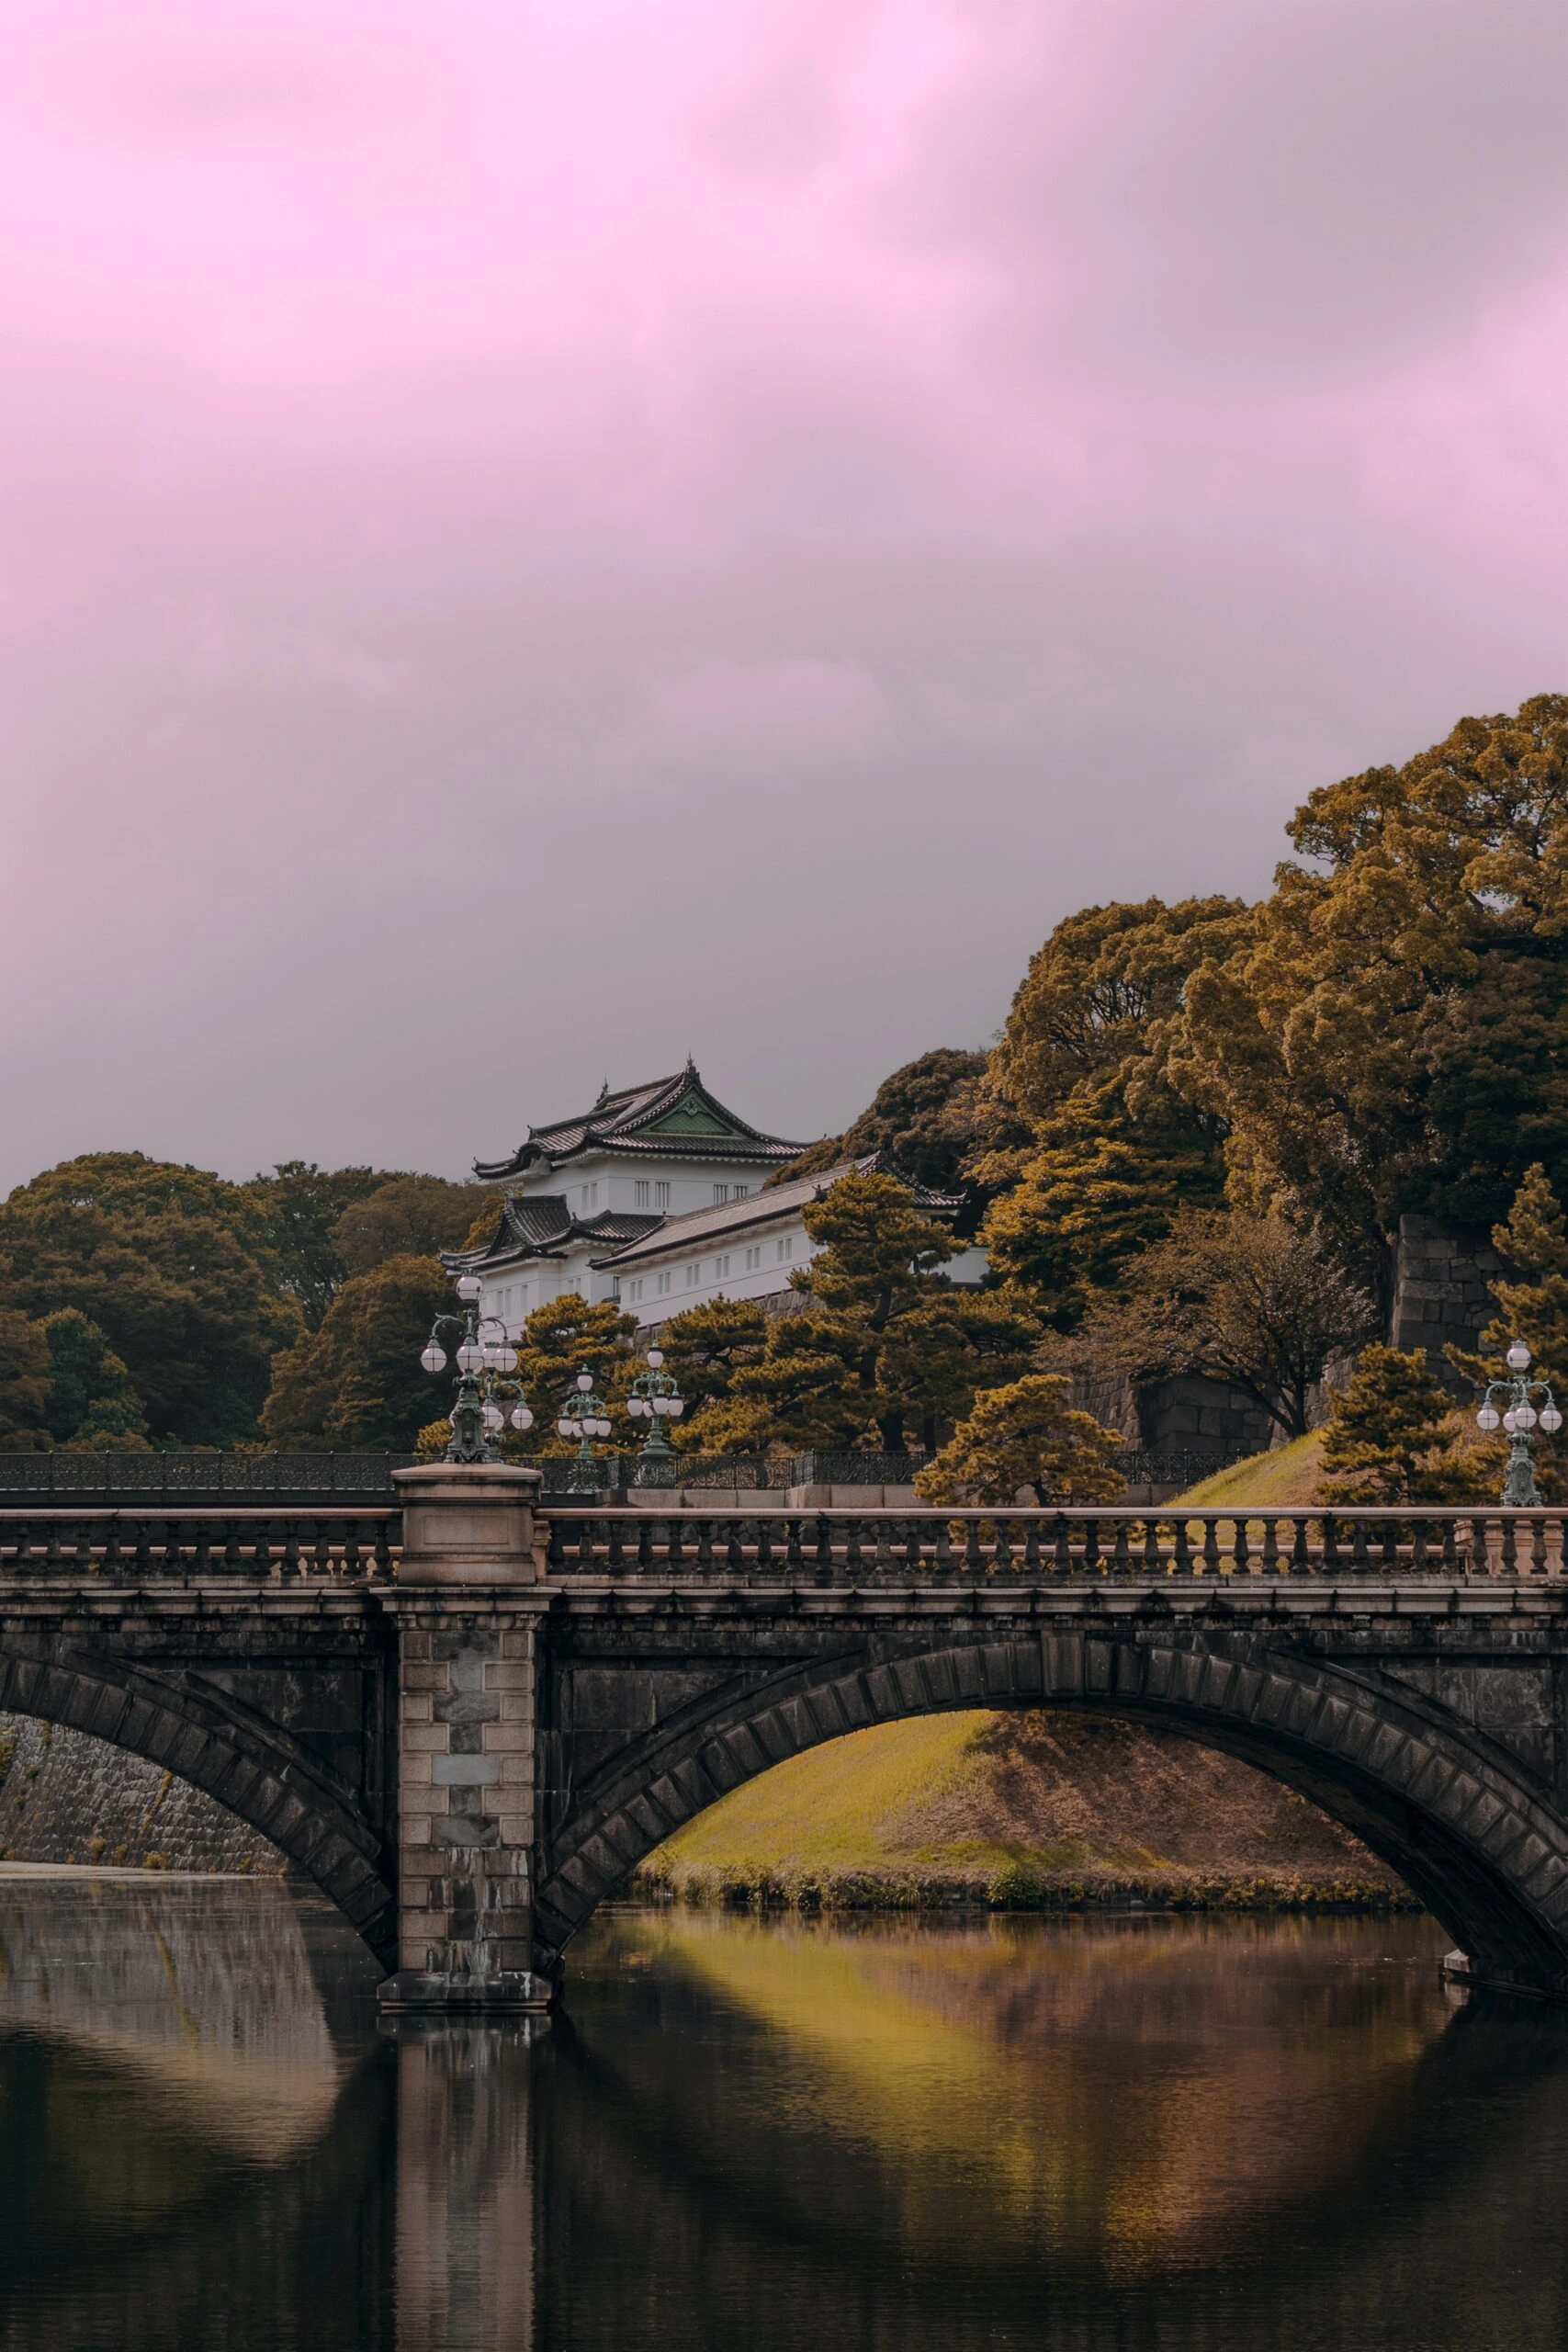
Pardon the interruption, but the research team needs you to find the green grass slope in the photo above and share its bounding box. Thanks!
[636,1430,1410,1914]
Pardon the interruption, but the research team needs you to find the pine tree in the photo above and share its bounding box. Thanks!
[1319,1346,1479,1504]
[914,1375,1124,1506]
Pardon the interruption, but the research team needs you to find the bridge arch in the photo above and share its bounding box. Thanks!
[536,1628,1568,1999]
[0,1643,396,1962]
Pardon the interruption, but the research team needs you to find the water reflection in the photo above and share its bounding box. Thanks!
[0,1879,1562,2351]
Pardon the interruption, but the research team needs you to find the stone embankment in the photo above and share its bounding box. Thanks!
[0,1713,286,1873]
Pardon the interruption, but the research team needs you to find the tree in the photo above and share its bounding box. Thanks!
[1319,1346,1480,1503]
[261,1254,453,1450]
[41,1310,148,1448]
[769,1048,990,1214]
[0,1308,50,1445]
[914,1376,1125,1506]
[974,898,1249,1321]
[655,1298,769,1446]
[332,1175,500,1278]
[242,1162,383,1330]
[1059,1211,1374,1442]
[0,1153,299,1446]
[1172,695,1568,1271]
[1448,1162,1568,1399]
[513,1294,639,1457]
[709,1173,1039,1453]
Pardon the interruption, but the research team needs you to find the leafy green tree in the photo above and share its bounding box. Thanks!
[332,1175,500,1278]
[262,1254,453,1450]
[513,1294,639,1457]
[242,1162,382,1330]
[1056,1211,1374,1442]
[708,1310,875,1453]
[1173,695,1568,1265]
[873,1287,1043,1454]
[41,1310,148,1448]
[0,1308,50,1445]
[1320,1346,1480,1503]
[915,1375,1124,1506]
[0,1153,298,1445]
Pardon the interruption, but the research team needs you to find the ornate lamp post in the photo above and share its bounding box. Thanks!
[1475,1339,1562,1508]
[626,1347,685,1461]
[419,1272,535,1464]
[558,1368,613,1464]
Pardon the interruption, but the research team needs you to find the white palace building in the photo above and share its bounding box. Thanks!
[452,1062,986,1336]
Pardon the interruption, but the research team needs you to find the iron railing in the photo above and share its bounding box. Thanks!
[0,1452,417,1499]
[539,1505,1568,1581]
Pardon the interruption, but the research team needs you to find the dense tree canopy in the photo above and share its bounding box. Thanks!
[262,1253,453,1450]
[773,1049,989,1214]
[0,1153,297,1445]
[915,1375,1124,1506]
[1172,695,1568,1261]
[242,1162,383,1330]
[513,1294,640,1457]
[332,1175,499,1279]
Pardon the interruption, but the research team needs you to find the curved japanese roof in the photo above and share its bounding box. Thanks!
[473,1061,807,1182]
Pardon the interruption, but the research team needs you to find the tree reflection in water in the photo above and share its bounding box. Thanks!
[0,1881,1562,2352]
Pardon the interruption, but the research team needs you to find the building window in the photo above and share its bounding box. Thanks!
[715,1254,731,1280]
[656,1271,671,1296]
[744,1245,761,1272]
[628,1277,644,1303]
[776,1236,793,1262]
[734,1184,750,1199]
[713,1182,728,1204]
[654,1182,671,1209]
[635,1181,650,1208]
[685,1261,701,1286]
[610,1277,621,1302]
[581,1182,598,1213]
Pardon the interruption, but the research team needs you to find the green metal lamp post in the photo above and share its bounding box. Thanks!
[626,1347,685,1461]
[1475,1339,1562,1508]
[558,1368,612,1465]
[419,1272,535,1464]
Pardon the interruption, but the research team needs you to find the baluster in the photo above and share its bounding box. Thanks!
[254,1525,274,1577]
[935,1519,955,1572]
[696,1518,715,1570]
[1174,1519,1192,1576]
[547,1520,565,1569]
[224,1520,244,1572]
[633,1517,652,1569]
[786,1517,804,1571]
[577,1519,596,1570]
[874,1519,894,1574]
[1112,1521,1130,1574]
[133,1519,152,1574]
[843,1517,863,1576]
[1144,1519,1162,1576]
[904,1518,923,1575]
[282,1522,301,1579]
[728,1521,745,1572]
[1381,1518,1399,1573]
[1201,1520,1221,1578]
[1024,1518,1042,1572]
[815,1517,834,1577]
[1469,1513,1489,1577]
[1083,1517,1101,1576]
[964,1518,984,1574]
[605,1517,624,1571]
[756,1518,773,1572]
[1531,1514,1548,1578]
[1501,1514,1518,1577]
[1441,1517,1458,1575]
[1350,1517,1370,1571]
[164,1518,184,1573]
[1411,1520,1428,1573]
[45,1519,62,1568]
[994,1518,1013,1576]
[313,1526,331,1579]
[1261,1516,1280,1575]
[667,1516,685,1569]
[1232,1517,1249,1577]
[102,1521,122,1577]
[1292,1517,1311,1575]
[1322,1514,1339,1574]
[1054,1516,1073,1573]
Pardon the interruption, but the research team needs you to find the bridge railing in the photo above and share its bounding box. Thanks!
[0,1509,401,1577]
[538,1505,1568,1580]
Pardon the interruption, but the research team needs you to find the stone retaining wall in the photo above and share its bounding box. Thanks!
[0,1713,288,1872]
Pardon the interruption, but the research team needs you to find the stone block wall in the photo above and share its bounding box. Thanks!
[1070,1369,1273,1456]
[397,1607,537,1976]
[1390,1214,1506,1392]
[0,1712,286,1871]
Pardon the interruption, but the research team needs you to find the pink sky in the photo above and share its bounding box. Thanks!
[5,0,1568,1186]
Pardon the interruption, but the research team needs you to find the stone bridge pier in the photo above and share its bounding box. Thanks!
[379,1466,555,2015]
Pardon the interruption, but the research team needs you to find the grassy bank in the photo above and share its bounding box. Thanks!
[634,1432,1416,1917]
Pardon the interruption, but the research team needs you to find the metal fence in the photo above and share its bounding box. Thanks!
[0,1443,1250,1504]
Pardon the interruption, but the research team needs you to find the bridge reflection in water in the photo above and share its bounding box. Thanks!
[0,1879,1564,2351]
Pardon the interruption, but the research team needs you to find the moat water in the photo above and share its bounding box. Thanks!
[0,1880,1562,2351]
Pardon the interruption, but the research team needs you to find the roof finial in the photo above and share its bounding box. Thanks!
[684,1051,697,1077]
[596,1076,610,1106]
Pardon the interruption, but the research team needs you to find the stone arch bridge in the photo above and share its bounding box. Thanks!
[2,1468,1567,2006]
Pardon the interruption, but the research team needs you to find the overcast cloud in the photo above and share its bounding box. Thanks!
[4,0,1566,1190]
